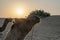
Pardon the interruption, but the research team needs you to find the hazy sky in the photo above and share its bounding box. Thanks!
[0,0,60,18]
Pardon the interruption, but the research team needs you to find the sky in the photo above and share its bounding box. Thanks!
[0,0,60,18]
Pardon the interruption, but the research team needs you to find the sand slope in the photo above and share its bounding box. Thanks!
[24,15,60,40]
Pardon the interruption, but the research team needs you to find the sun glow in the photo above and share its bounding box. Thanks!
[15,7,28,18]
[12,4,30,18]
[16,8,25,15]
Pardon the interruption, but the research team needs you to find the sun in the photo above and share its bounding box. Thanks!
[15,7,30,18]
[16,8,25,15]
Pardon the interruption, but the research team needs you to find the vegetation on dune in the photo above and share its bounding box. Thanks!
[28,10,50,19]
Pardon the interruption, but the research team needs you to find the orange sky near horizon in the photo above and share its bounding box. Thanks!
[0,1,31,18]
[0,0,60,18]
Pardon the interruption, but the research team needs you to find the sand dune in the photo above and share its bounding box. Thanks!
[24,15,60,40]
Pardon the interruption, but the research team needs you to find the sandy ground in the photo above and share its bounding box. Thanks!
[0,16,60,40]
